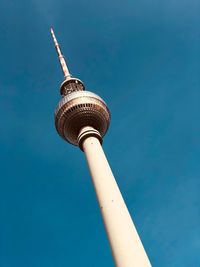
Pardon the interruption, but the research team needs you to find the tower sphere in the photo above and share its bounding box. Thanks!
[55,90,110,146]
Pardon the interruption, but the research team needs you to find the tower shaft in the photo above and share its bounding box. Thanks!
[79,127,151,267]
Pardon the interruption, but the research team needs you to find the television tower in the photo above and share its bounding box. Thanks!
[51,28,151,267]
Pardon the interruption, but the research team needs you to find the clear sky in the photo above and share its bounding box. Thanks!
[0,0,199,266]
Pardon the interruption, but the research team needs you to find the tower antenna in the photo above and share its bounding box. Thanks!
[50,27,71,79]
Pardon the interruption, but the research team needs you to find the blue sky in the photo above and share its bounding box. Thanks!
[0,0,199,266]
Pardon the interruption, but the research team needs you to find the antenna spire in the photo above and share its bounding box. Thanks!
[50,27,71,79]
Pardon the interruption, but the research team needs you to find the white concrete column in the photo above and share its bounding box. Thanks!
[80,129,151,267]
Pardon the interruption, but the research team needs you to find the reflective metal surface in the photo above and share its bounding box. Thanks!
[55,91,110,145]
[60,78,85,96]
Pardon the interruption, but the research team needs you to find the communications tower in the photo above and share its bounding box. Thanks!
[51,28,151,267]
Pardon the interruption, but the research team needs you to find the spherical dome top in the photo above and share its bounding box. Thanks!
[55,91,110,146]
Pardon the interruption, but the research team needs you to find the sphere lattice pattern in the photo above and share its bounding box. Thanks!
[55,91,110,146]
